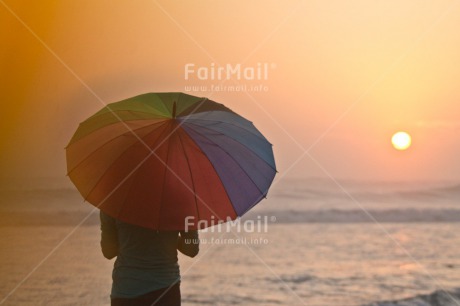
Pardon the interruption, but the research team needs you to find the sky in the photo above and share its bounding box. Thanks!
[1,0,460,187]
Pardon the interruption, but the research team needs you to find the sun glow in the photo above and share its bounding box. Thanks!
[392,132,412,151]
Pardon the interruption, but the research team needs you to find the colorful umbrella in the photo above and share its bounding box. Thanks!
[66,92,276,230]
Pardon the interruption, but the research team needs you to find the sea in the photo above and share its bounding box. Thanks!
[1,178,459,305]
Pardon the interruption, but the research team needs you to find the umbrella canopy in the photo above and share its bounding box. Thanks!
[66,92,276,230]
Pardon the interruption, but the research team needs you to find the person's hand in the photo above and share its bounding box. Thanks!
[178,230,199,257]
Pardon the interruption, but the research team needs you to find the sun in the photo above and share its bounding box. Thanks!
[391,131,412,151]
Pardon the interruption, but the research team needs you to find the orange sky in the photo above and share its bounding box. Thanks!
[1,0,460,185]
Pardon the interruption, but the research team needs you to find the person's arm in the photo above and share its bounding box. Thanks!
[100,211,119,259]
[177,230,199,258]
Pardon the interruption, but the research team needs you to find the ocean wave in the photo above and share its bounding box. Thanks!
[363,288,460,306]
[245,209,460,223]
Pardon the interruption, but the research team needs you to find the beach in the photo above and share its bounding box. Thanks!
[1,180,460,305]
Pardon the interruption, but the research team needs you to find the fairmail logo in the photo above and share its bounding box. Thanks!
[184,63,275,81]
[184,215,276,233]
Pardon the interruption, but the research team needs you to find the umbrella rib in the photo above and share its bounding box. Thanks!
[68,115,169,147]
[157,122,173,230]
[184,122,277,172]
[113,154,144,220]
[176,131,238,220]
[179,114,268,141]
[82,121,171,202]
[178,98,232,116]
[188,146,239,220]
[70,111,169,144]
[117,121,177,228]
[239,193,267,216]
[67,120,169,175]
[83,108,170,124]
[176,128,200,222]
[184,125,268,201]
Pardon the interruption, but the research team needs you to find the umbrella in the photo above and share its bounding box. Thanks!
[66,92,276,230]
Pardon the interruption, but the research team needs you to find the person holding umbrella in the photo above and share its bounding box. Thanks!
[66,92,276,305]
[100,211,199,306]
